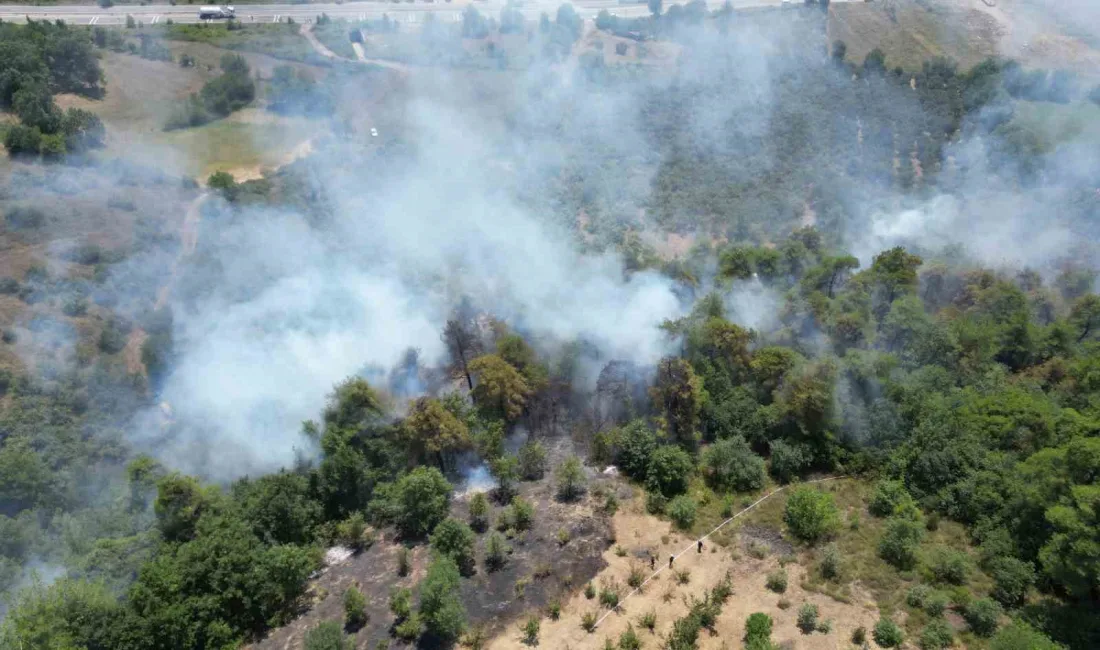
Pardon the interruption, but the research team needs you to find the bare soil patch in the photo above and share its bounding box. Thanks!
[485,486,880,650]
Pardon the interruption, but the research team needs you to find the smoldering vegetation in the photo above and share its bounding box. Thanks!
[2,3,1100,649]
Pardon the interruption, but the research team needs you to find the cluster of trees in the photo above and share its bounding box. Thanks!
[1,21,106,158]
[164,54,255,130]
[0,311,595,647]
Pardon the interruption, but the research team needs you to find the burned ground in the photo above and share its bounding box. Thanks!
[251,445,616,650]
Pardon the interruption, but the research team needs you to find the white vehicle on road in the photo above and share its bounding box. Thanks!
[198,5,235,19]
[370,128,379,138]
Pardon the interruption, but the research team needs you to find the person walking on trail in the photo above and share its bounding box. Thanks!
[698,540,704,554]
[669,555,674,569]
[650,555,656,570]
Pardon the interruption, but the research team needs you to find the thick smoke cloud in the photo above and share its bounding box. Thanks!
[128,5,1100,480]
[136,72,684,480]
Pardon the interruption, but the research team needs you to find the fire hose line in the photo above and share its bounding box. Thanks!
[592,475,848,630]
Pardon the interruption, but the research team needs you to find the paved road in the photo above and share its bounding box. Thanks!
[0,0,811,25]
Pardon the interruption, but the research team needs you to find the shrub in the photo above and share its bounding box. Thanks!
[335,512,373,551]
[397,546,410,576]
[873,618,905,648]
[511,496,534,531]
[820,543,840,580]
[4,125,43,157]
[521,615,539,645]
[344,586,368,629]
[777,598,791,610]
[765,569,787,593]
[584,582,596,599]
[927,546,970,585]
[851,626,866,644]
[919,619,954,650]
[907,584,933,609]
[627,562,646,589]
[702,436,766,492]
[418,556,466,644]
[485,532,508,571]
[599,579,621,609]
[645,445,694,497]
[304,621,351,650]
[878,517,924,570]
[817,619,833,633]
[430,517,476,575]
[390,587,412,620]
[618,624,641,650]
[675,568,691,584]
[768,440,811,483]
[797,603,819,634]
[581,611,598,632]
[989,557,1035,608]
[557,527,571,546]
[603,491,619,515]
[468,492,490,532]
[547,599,561,620]
[924,591,949,617]
[667,495,697,530]
[638,610,656,631]
[784,487,839,544]
[556,456,587,501]
[964,598,1002,637]
[645,491,667,514]
[869,479,914,517]
[989,621,1063,650]
[394,613,421,642]
[517,440,548,480]
[744,612,773,642]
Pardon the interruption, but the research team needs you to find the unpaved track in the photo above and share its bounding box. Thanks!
[301,23,411,74]
[155,192,208,311]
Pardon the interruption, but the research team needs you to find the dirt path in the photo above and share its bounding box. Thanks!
[155,192,208,312]
[300,23,411,75]
[300,23,343,60]
[123,327,148,376]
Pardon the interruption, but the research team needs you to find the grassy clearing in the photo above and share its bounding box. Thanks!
[156,23,332,66]
[828,2,1000,72]
[158,109,320,178]
[312,21,357,60]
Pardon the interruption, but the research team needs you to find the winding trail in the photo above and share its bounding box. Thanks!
[300,23,411,75]
[155,192,209,311]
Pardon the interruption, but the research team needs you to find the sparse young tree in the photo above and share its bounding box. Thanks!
[517,440,549,481]
[304,621,351,650]
[430,517,477,575]
[784,487,839,544]
[418,556,466,645]
[468,491,490,532]
[344,586,368,630]
[556,456,587,502]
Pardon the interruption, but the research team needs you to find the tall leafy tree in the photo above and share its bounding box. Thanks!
[651,357,707,445]
[469,354,531,423]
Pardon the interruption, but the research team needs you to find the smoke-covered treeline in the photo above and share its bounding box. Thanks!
[1,2,1100,648]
